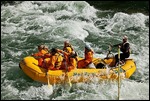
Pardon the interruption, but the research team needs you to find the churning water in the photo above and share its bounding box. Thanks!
[1,1,149,100]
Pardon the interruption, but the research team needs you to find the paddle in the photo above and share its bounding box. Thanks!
[100,58,112,76]
[106,44,112,57]
[105,44,115,59]
[118,46,121,100]
[64,61,72,87]
[46,71,52,88]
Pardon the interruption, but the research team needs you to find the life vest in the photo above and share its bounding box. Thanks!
[68,57,77,70]
[121,42,131,54]
[63,45,73,53]
[61,52,77,70]
[33,49,48,58]
[68,52,78,62]
[36,50,49,67]
[54,53,63,68]
[41,49,48,54]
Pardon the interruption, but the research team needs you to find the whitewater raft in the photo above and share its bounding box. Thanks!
[19,56,136,85]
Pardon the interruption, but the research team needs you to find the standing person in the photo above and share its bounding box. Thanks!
[77,43,96,69]
[111,35,131,65]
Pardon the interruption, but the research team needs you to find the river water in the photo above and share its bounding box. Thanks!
[1,1,149,100]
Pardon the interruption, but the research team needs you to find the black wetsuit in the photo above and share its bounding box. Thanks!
[114,42,130,64]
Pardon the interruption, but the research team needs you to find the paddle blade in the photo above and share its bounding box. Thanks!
[65,73,72,87]
[68,78,72,87]
[106,65,111,75]
[47,75,52,88]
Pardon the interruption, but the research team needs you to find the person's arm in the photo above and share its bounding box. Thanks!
[124,43,130,53]
[47,56,56,70]
[32,52,41,57]
[112,43,122,47]
[43,53,51,58]
[70,45,74,51]
[57,49,69,56]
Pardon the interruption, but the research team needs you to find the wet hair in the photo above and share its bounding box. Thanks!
[50,48,57,54]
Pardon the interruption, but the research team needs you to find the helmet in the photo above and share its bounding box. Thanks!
[71,51,75,54]
[43,45,49,51]
[123,35,128,40]
[70,51,77,57]
[38,45,44,49]
[64,40,69,44]
[44,45,48,49]
[85,43,91,50]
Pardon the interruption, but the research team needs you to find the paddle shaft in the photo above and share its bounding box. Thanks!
[47,72,51,88]
[118,46,121,100]
[64,59,72,87]
[106,45,113,58]
[33,63,51,87]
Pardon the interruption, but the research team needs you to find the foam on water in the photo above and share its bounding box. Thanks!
[19,85,53,100]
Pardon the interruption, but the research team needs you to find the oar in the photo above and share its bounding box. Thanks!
[32,62,53,88]
[118,46,121,100]
[46,71,53,88]
[101,59,112,76]
[64,61,72,87]
[106,44,113,58]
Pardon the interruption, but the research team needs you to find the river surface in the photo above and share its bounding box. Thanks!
[1,1,149,100]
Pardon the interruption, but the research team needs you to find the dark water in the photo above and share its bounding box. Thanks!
[87,1,149,15]
[2,1,149,15]
[1,1,149,100]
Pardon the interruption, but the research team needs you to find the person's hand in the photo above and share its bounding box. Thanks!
[57,49,63,53]
[109,45,112,51]
[46,71,48,76]
[109,44,112,47]
[68,67,72,72]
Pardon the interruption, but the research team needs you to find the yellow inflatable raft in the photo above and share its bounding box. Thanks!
[19,56,136,85]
